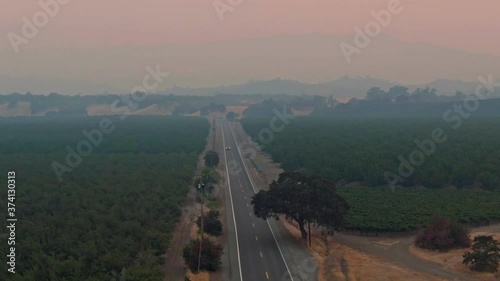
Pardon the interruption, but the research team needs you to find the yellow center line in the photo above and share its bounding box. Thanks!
[266,272,269,279]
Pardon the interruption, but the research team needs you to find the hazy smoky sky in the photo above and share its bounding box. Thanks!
[1,0,499,93]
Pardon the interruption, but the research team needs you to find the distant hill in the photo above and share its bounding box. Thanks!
[1,34,499,95]
[163,77,485,99]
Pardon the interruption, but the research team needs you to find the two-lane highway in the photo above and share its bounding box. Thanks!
[221,120,293,281]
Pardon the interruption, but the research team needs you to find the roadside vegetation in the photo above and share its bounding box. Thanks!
[252,172,349,241]
[183,150,224,276]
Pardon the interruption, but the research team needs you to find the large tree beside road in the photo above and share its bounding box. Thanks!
[251,172,349,240]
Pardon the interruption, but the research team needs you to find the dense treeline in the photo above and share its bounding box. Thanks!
[0,92,324,117]
[242,117,500,190]
[242,116,500,232]
[243,97,325,117]
[0,116,208,154]
[316,96,500,118]
[0,116,209,280]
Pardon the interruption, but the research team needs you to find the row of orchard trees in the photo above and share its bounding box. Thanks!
[0,116,210,281]
[242,117,500,190]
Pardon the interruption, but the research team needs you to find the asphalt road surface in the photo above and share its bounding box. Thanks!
[221,120,294,281]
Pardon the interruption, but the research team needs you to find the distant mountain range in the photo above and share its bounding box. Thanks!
[1,34,498,95]
[161,77,483,99]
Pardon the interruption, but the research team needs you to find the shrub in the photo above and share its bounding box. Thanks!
[415,216,471,251]
[182,238,223,272]
[196,210,223,237]
[204,150,219,167]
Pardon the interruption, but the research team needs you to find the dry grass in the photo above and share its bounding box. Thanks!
[185,270,210,281]
[86,104,114,115]
[87,103,176,116]
[410,232,500,281]
[282,221,446,281]
[131,104,174,115]
[291,107,314,116]
[0,102,33,116]
[225,105,247,116]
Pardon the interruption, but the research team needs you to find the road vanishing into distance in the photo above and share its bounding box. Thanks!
[221,120,294,281]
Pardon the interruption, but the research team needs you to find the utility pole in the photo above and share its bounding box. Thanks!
[212,119,216,150]
[197,182,205,272]
[308,221,312,247]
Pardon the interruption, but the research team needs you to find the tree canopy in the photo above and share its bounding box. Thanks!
[204,150,220,167]
[463,235,500,272]
[251,172,349,240]
[415,217,471,251]
[0,116,209,281]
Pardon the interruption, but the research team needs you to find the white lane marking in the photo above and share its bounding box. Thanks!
[222,123,244,281]
[227,122,295,281]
